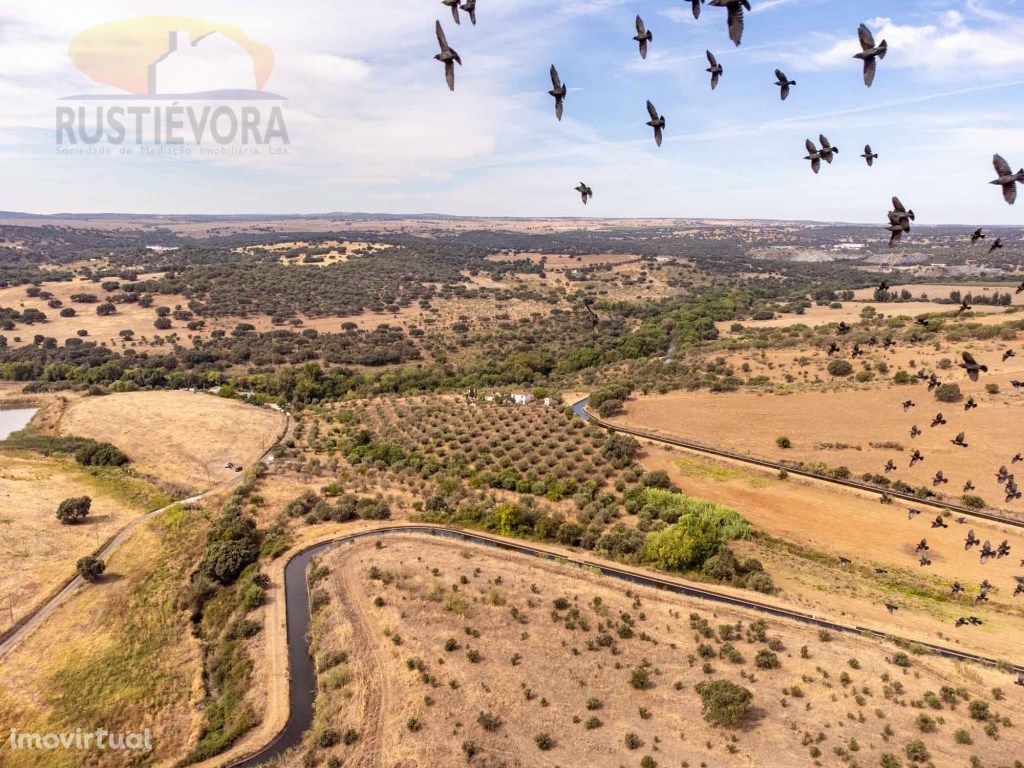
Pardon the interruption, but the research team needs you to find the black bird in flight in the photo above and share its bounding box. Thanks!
[634,16,653,60]
[838,556,851,568]
[837,321,851,335]
[819,134,839,164]
[1016,673,1024,687]
[460,0,477,25]
[959,351,988,382]
[575,182,593,205]
[989,237,1004,254]
[919,555,932,566]
[854,23,887,87]
[927,373,941,391]
[963,480,975,492]
[549,66,567,121]
[902,400,915,412]
[1013,454,1023,464]
[951,432,968,448]
[875,567,889,576]
[879,492,892,505]
[861,145,878,167]
[582,298,599,329]
[1013,380,1024,389]
[878,280,890,291]
[804,138,822,175]
[931,413,946,428]
[1015,582,1024,597]
[884,337,896,349]
[964,397,977,410]
[434,21,462,91]
[931,514,949,528]
[955,616,982,627]
[956,297,972,315]
[950,581,964,595]
[910,425,921,439]
[884,603,899,614]
[996,465,1011,483]
[907,508,921,520]
[998,539,1012,558]
[689,0,705,19]
[706,50,723,89]
[884,459,897,473]
[1002,349,1015,362]
[774,69,795,101]
[1017,282,1024,295]
[646,100,665,147]
[851,343,863,358]
[932,471,949,486]
[709,0,750,47]
[991,154,1024,205]
[441,0,461,24]
[909,449,924,467]
[971,228,986,245]
[980,540,994,564]
[827,342,840,355]
[887,196,914,248]
[965,529,979,549]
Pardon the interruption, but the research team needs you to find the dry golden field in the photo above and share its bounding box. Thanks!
[296,535,1023,768]
[58,391,285,492]
[636,445,1024,661]
[0,452,158,633]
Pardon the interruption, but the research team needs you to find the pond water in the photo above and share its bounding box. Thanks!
[0,408,37,440]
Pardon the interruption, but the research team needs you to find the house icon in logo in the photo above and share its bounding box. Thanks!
[149,31,258,96]
[66,16,280,99]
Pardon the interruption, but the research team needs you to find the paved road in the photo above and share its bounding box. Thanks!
[0,413,290,659]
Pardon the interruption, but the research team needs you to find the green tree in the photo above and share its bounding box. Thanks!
[76,556,105,582]
[56,495,92,524]
[696,679,753,726]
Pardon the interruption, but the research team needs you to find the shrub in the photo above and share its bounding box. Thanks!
[985,383,1000,395]
[916,714,937,733]
[630,665,652,690]
[775,436,792,449]
[954,729,972,745]
[76,556,105,582]
[624,732,642,750]
[477,711,502,731]
[880,753,902,768]
[755,649,780,670]
[696,679,753,727]
[534,732,554,750]
[969,700,990,721]
[935,383,962,403]
[828,359,853,377]
[56,495,91,524]
[904,740,929,763]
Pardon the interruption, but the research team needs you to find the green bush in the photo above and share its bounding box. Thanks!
[904,740,929,763]
[775,436,792,449]
[828,359,853,377]
[76,556,105,582]
[935,383,962,403]
[56,495,92,524]
[696,679,753,727]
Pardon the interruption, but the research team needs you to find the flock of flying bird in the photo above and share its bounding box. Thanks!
[433,2,1024,677]
[830,335,1024,632]
[432,1,1021,261]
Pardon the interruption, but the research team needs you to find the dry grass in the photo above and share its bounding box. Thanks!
[298,535,1023,768]
[58,391,285,492]
[0,451,158,633]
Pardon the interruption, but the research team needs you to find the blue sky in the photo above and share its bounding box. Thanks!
[1,0,1024,223]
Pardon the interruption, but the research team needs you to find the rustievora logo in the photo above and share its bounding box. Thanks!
[57,16,289,157]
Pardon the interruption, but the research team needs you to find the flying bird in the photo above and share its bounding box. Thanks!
[706,50,723,89]
[549,66,567,121]
[990,154,1024,205]
[838,556,852,568]
[434,21,462,91]
[902,400,915,412]
[804,138,821,175]
[910,425,922,439]
[1014,454,1023,464]
[998,539,1011,558]
[1016,673,1024,686]
[819,134,839,164]
[965,529,979,550]
[980,540,993,564]
[837,321,851,335]
[963,481,975,492]
[931,514,949,528]
[887,197,914,247]
[709,0,750,47]
[951,581,964,595]
[959,351,988,382]
[964,397,977,411]
[1002,349,1015,362]
[460,0,477,25]
[861,145,878,167]
[880,492,893,505]
[951,432,968,448]
[441,0,461,24]
[917,539,930,553]
[956,298,972,315]
[827,342,840,355]
[884,459,897,473]
[932,471,949,486]
[907,508,921,519]
[1017,282,1024,295]
[689,0,705,19]
[910,449,924,467]
[919,555,932,566]
[646,100,666,147]
[774,69,795,100]
[989,237,1004,254]
[634,16,653,60]
[575,182,593,205]
[853,23,887,87]
[931,413,946,428]
[971,228,986,245]
[884,603,899,614]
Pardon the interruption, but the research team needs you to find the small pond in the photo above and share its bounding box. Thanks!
[0,408,37,440]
